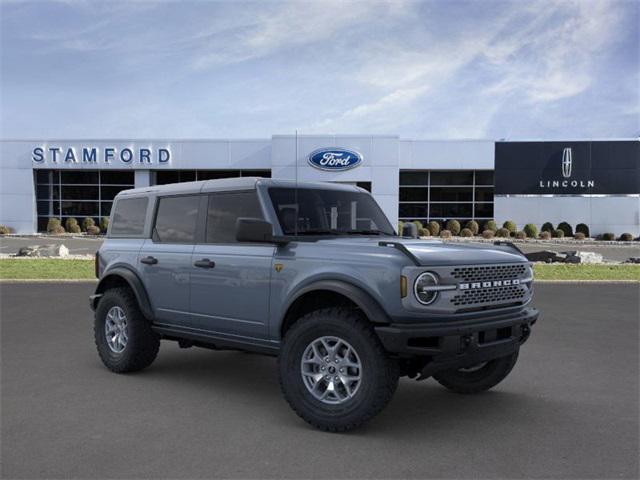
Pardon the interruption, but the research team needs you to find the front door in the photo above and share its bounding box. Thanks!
[189,191,274,339]
[138,194,201,325]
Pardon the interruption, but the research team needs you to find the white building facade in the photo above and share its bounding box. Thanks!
[0,136,637,236]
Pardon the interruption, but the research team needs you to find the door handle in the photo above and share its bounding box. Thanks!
[140,256,158,265]
[194,258,215,269]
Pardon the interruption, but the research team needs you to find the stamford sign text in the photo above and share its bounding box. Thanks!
[32,146,171,164]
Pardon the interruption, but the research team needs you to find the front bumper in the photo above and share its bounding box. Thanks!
[375,307,538,376]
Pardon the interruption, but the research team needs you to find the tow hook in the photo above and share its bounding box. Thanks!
[520,325,531,342]
[462,335,473,350]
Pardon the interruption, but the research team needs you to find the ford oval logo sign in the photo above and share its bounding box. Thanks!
[308,148,362,171]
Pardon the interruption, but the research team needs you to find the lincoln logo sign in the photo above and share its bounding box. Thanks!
[32,146,171,165]
[539,146,595,189]
[308,148,362,171]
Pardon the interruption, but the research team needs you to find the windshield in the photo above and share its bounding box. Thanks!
[268,187,396,236]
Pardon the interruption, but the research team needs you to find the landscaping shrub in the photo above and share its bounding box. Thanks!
[539,231,551,240]
[445,219,461,235]
[65,217,81,234]
[420,226,431,237]
[484,220,497,232]
[50,225,66,235]
[440,229,452,239]
[523,223,538,238]
[557,221,573,237]
[82,217,96,232]
[397,221,404,234]
[541,222,554,233]
[46,218,62,234]
[552,229,565,238]
[515,231,527,240]
[100,217,109,233]
[411,220,428,236]
[427,220,441,236]
[502,220,517,235]
[0,225,13,234]
[575,223,590,238]
[86,225,101,235]
[574,232,586,240]
[496,228,510,238]
[460,228,473,237]
[618,233,633,242]
[481,229,495,239]
[463,220,479,235]
[599,232,615,241]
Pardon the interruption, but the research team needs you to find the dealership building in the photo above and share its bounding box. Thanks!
[0,136,638,236]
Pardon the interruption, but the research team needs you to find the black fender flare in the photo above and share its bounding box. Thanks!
[93,266,154,320]
[283,279,391,327]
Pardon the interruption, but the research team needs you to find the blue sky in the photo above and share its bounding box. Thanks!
[1,0,638,140]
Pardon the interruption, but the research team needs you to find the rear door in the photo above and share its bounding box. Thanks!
[188,191,274,339]
[138,194,201,324]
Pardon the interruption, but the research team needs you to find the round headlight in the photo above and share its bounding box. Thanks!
[414,272,439,305]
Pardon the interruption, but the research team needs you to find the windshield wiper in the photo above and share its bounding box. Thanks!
[294,229,347,236]
[346,229,390,236]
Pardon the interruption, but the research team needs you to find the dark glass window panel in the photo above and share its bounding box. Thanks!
[399,188,428,202]
[154,195,200,243]
[101,185,133,200]
[399,203,429,218]
[242,170,271,178]
[37,201,51,215]
[100,171,135,185]
[475,187,494,202]
[356,182,372,192]
[52,185,60,199]
[61,186,99,200]
[36,185,50,199]
[154,170,195,184]
[60,171,99,184]
[475,171,494,185]
[35,170,52,183]
[207,192,264,243]
[100,202,113,216]
[429,203,473,218]
[61,201,99,216]
[110,197,148,236]
[53,202,60,215]
[429,187,473,202]
[400,172,429,185]
[474,203,494,218]
[430,171,473,186]
[37,217,51,232]
[197,170,240,180]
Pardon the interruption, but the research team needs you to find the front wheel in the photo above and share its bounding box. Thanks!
[278,308,399,432]
[433,350,519,394]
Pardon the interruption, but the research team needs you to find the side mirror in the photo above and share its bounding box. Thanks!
[236,217,276,243]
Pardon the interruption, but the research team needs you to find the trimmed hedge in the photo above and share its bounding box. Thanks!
[445,219,461,235]
[541,222,554,233]
[65,217,81,234]
[484,220,497,232]
[464,220,479,235]
[574,232,586,240]
[427,221,441,236]
[86,225,101,235]
[440,229,452,239]
[539,231,551,240]
[99,216,109,233]
[557,221,573,237]
[481,229,495,239]
[460,228,473,237]
[552,229,565,238]
[0,225,13,234]
[599,232,615,241]
[618,233,633,241]
[523,223,538,238]
[82,217,95,232]
[496,228,510,238]
[576,223,590,237]
[515,231,527,240]
[502,220,517,235]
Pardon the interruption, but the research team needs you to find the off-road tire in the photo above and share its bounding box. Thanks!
[433,349,519,394]
[278,307,399,432]
[94,287,160,373]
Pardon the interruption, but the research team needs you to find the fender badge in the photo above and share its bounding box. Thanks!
[274,263,284,273]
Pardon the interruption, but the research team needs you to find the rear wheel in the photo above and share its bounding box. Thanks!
[94,287,160,373]
[433,350,519,394]
[278,308,399,432]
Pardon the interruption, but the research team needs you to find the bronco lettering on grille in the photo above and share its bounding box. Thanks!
[459,279,521,290]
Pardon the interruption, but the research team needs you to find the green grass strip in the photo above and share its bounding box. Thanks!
[0,259,95,279]
[533,263,640,281]
[0,259,638,281]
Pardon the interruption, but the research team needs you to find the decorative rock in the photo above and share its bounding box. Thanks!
[525,250,566,263]
[16,244,69,258]
[565,251,604,264]
[624,257,640,264]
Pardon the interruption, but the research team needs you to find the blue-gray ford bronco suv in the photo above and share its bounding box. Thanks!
[91,178,538,431]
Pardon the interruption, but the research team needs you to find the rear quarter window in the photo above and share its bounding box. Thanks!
[109,197,148,237]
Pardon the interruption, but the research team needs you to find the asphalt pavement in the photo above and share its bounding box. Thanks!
[1,235,638,262]
[1,283,638,479]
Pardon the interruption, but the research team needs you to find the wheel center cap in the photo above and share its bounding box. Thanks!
[328,366,336,374]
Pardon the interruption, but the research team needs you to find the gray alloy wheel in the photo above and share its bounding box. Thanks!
[104,306,128,353]
[300,336,363,405]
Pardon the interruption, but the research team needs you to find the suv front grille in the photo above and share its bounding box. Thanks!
[451,264,527,283]
[451,284,527,307]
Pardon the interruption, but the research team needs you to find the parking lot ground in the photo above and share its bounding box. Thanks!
[1,283,638,479]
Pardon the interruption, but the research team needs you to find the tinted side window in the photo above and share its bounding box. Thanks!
[110,197,148,236]
[206,192,263,243]
[154,195,200,243]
